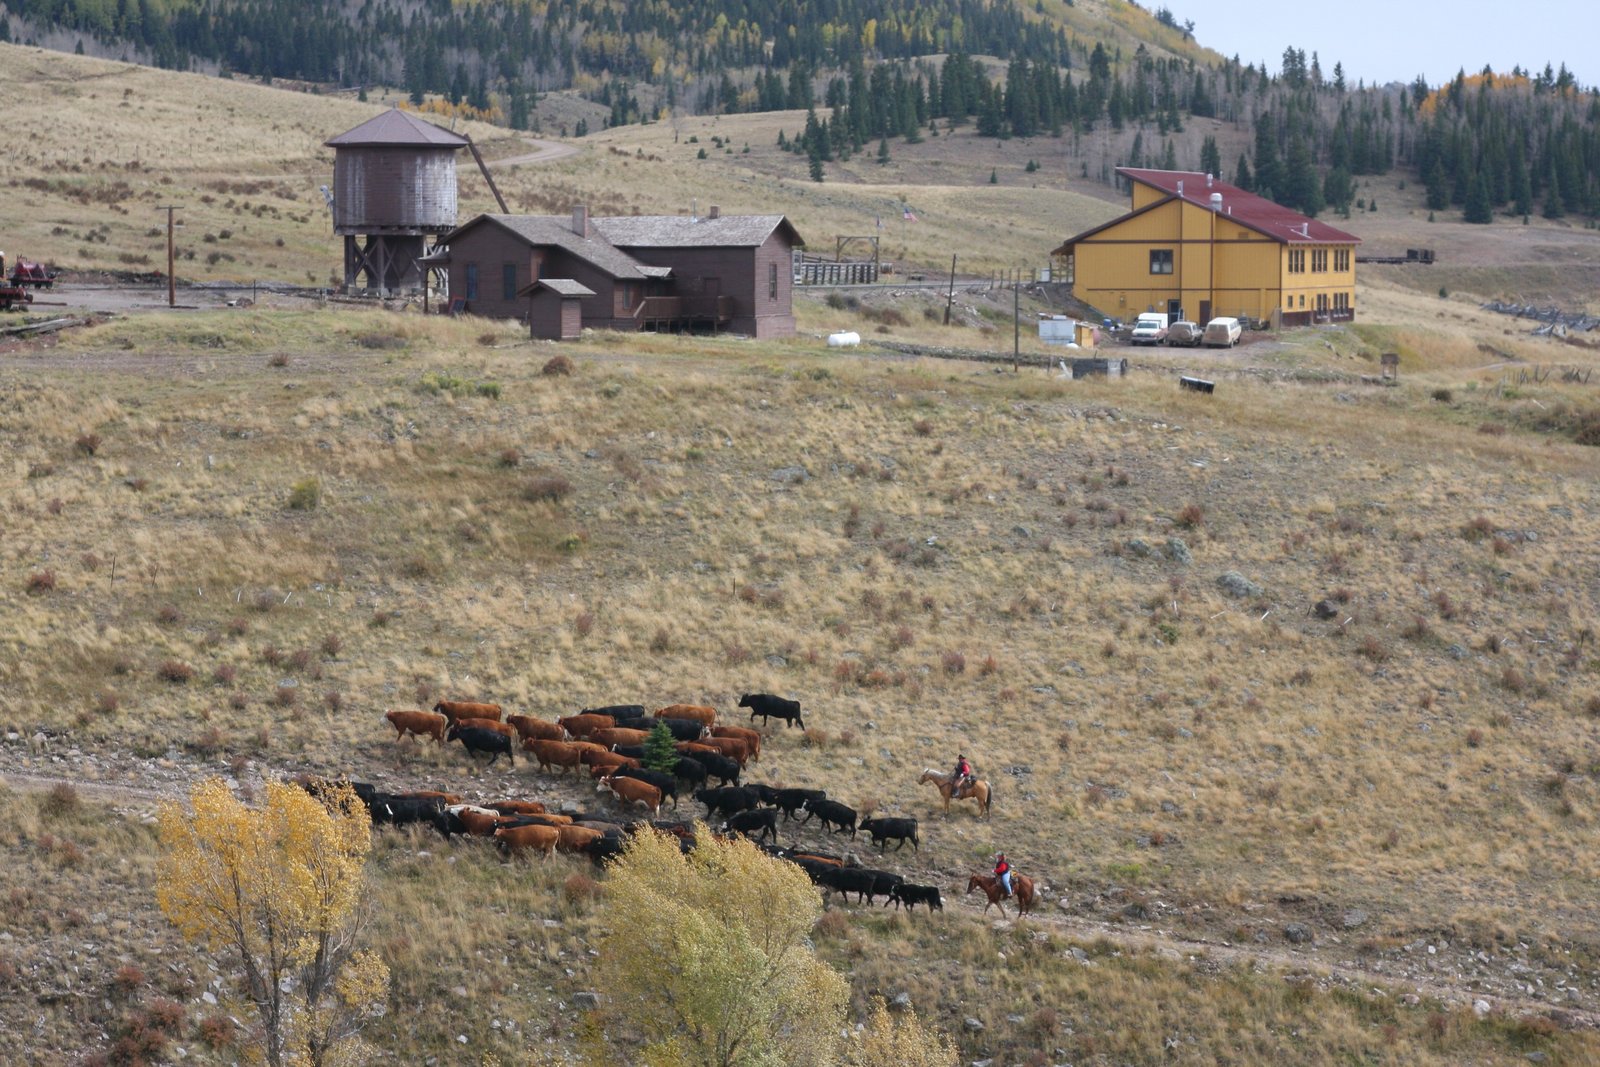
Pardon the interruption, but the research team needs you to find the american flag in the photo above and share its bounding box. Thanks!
[903,206,918,222]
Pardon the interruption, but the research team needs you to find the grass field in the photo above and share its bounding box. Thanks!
[6,30,1600,1066]
[2,296,1599,1063]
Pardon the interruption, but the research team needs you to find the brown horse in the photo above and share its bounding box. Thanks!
[918,769,993,817]
[966,873,1036,917]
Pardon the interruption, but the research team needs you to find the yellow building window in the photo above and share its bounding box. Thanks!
[1149,249,1174,275]
[1312,249,1328,272]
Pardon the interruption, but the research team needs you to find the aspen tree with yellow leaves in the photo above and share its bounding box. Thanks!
[157,778,388,1067]
[591,825,848,1067]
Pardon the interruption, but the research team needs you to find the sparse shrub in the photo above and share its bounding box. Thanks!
[1430,388,1453,403]
[542,354,574,376]
[156,604,182,625]
[197,1013,237,1049]
[75,432,102,456]
[563,873,601,904]
[267,353,290,367]
[838,730,857,747]
[354,332,405,351]
[272,685,298,708]
[41,782,81,820]
[1403,615,1432,641]
[81,552,102,572]
[649,628,672,654]
[321,634,343,657]
[1356,636,1388,662]
[1056,732,1071,752]
[575,611,595,637]
[95,689,120,716]
[127,476,149,492]
[287,478,321,511]
[252,589,278,614]
[25,570,56,595]
[815,909,850,938]
[287,648,312,672]
[912,418,934,437]
[980,654,998,676]
[497,448,521,468]
[1085,784,1109,808]
[192,725,225,755]
[324,691,343,713]
[475,381,502,399]
[259,645,283,667]
[1460,516,1494,543]
[1584,696,1600,719]
[226,616,249,636]
[1466,727,1484,748]
[1500,666,1526,693]
[213,664,237,685]
[158,660,194,684]
[523,473,574,503]
[370,609,394,628]
[1478,422,1507,436]
[941,650,966,674]
[803,727,830,747]
[229,692,248,710]
[1433,591,1458,620]
[1491,535,1515,556]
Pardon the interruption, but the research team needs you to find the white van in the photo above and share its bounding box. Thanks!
[1203,317,1242,347]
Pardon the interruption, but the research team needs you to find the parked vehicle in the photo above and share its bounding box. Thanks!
[1129,312,1169,345]
[1165,320,1203,347]
[1203,317,1242,347]
[0,252,35,312]
[9,259,56,289]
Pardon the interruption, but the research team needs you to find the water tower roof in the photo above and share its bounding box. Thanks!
[326,108,469,149]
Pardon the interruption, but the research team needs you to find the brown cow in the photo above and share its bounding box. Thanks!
[384,709,448,744]
[402,790,464,805]
[434,700,503,724]
[591,727,649,749]
[558,714,614,739]
[506,715,565,743]
[455,718,518,744]
[511,812,573,826]
[696,736,751,767]
[656,704,716,727]
[675,741,722,757]
[601,776,662,816]
[566,740,610,756]
[710,725,761,762]
[447,804,506,837]
[483,799,547,816]
[581,749,638,772]
[556,825,604,852]
[494,823,559,859]
[526,739,585,774]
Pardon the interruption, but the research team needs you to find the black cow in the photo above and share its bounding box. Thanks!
[721,807,779,842]
[696,786,759,818]
[858,816,919,852]
[671,756,707,789]
[367,793,445,829]
[298,775,377,809]
[744,783,781,805]
[447,723,515,768]
[887,883,943,912]
[800,798,857,837]
[582,704,646,719]
[774,787,826,821]
[693,751,742,787]
[650,717,708,742]
[612,745,647,760]
[612,767,679,808]
[817,866,901,904]
[581,833,627,866]
[740,693,805,729]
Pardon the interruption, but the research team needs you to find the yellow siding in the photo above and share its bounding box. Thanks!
[1065,185,1358,325]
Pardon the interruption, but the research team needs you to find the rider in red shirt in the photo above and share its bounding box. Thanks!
[953,753,973,793]
[994,853,1012,897]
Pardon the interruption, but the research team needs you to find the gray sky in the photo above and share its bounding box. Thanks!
[1187,1,1590,89]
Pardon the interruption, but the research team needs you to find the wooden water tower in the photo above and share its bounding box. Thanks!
[325,109,467,293]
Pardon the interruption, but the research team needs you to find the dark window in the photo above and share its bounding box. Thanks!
[1149,249,1174,275]
[503,263,517,301]
[464,264,478,301]
[769,261,778,300]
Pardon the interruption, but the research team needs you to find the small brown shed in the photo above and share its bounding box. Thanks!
[523,278,595,340]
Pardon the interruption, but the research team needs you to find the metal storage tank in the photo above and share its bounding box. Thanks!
[325,108,467,293]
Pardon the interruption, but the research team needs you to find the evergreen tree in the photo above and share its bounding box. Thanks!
[1323,166,1353,213]
[1161,138,1177,170]
[1283,134,1322,216]
[1424,156,1449,211]
[1463,171,1493,223]
[1252,116,1282,201]
[809,151,825,183]
[644,722,679,773]
[1200,135,1222,179]
[989,168,998,184]
[877,137,891,165]
[1233,153,1254,192]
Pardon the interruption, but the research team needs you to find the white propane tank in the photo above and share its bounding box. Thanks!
[827,331,861,347]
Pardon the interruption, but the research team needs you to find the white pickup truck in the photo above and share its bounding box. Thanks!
[1129,312,1170,345]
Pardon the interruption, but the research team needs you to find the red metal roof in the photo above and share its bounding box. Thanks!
[325,108,469,149]
[1117,168,1360,245]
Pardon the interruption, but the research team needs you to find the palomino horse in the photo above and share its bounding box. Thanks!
[966,873,1036,917]
[918,769,993,817]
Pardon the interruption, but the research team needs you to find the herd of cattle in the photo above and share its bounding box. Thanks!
[340,694,946,913]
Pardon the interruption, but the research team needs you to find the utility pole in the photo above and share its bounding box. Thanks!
[943,253,957,325]
[158,205,181,307]
[1013,268,1021,372]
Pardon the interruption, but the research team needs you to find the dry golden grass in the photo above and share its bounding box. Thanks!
[3,298,1600,1061]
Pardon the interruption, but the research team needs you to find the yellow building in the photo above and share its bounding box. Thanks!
[1053,168,1360,327]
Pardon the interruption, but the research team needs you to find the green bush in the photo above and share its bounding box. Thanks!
[287,478,321,511]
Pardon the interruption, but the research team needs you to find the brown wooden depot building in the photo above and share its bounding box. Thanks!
[436,206,804,340]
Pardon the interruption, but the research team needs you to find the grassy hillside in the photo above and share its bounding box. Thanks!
[2,301,1600,1062]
